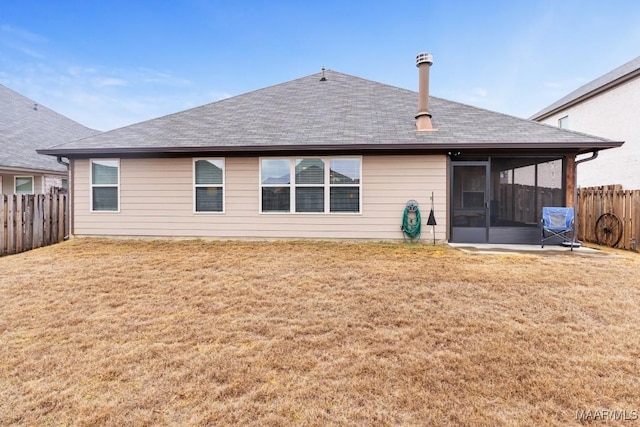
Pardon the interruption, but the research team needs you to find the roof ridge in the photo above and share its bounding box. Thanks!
[90,71,334,137]
[91,69,420,139]
[37,68,622,156]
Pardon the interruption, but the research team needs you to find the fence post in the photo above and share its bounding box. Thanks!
[43,194,51,245]
[7,195,16,254]
[51,194,59,243]
[23,195,33,252]
[0,194,6,255]
[622,189,631,250]
[32,195,41,249]
[58,194,66,241]
[16,195,24,253]
[631,190,640,251]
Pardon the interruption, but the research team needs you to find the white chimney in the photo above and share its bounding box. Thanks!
[415,52,434,131]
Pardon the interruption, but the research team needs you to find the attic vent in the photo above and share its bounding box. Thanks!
[416,53,433,66]
[415,52,434,131]
[33,103,38,111]
[320,66,327,81]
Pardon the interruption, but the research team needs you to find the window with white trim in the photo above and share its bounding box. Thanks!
[558,115,569,129]
[15,176,34,194]
[260,157,361,213]
[329,158,361,212]
[295,158,325,212]
[261,159,291,212]
[194,159,224,212]
[91,159,119,211]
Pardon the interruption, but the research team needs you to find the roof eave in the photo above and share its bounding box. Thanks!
[0,165,68,175]
[531,67,640,121]
[37,141,624,158]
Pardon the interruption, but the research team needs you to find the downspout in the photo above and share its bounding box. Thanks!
[574,150,600,202]
[57,156,71,240]
[572,150,599,243]
[56,156,69,168]
[575,150,599,166]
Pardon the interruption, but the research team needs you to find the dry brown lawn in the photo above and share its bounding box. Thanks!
[1,239,639,426]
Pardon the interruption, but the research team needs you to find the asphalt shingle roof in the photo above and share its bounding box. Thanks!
[1,83,99,172]
[40,70,619,156]
[530,55,640,120]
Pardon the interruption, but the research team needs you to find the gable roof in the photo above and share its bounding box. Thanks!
[530,56,640,121]
[1,83,99,173]
[39,70,621,158]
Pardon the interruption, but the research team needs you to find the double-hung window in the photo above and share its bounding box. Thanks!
[91,159,119,212]
[194,159,225,212]
[329,158,360,212]
[15,176,34,194]
[260,157,361,213]
[295,158,325,212]
[261,159,291,212]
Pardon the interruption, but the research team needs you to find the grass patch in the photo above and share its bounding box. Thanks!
[1,239,639,426]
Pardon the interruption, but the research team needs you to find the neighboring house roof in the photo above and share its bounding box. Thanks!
[39,70,621,157]
[0,83,99,173]
[530,56,640,121]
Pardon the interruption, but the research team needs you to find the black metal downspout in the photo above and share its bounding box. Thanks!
[56,156,69,168]
[574,151,600,200]
[575,150,599,166]
[573,150,599,245]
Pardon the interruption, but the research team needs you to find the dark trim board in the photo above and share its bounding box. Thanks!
[450,227,487,243]
[38,141,623,159]
[488,227,541,244]
[451,226,569,245]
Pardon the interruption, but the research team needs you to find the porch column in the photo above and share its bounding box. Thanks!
[565,154,576,207]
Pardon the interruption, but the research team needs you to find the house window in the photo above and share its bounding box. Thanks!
[261,159,291,212]
[558,116,569,129]
[295,158,325,212]
[15,176,34,194]
[91,159,119,212]
[194,159,224,212]
[329,158,360,212]
[260,157,361,213]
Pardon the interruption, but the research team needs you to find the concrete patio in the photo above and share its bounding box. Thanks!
[448,242,620,257]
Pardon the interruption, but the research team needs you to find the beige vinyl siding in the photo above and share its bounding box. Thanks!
[72,155,447,240]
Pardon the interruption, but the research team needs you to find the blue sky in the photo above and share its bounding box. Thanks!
[1,0,639,131]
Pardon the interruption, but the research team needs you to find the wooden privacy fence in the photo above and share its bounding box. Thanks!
[498,184,563,224]
[0,193,68,256]
[577,185,640,251]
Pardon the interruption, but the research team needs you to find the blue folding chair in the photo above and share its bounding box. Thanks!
[541,207,577,250]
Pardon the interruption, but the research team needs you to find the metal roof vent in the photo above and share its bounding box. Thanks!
[416,53,433,66]
[320,66,327,81]
[415,52,434,131]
